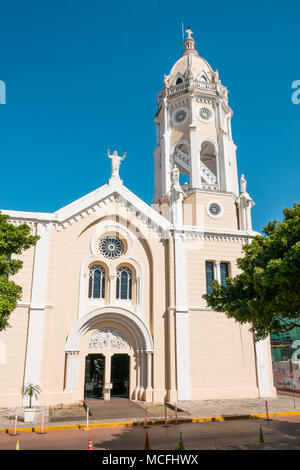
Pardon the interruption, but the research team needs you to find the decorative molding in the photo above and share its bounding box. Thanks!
[1,180,170,236]
[88,328,130,350]
[17,302,53,309]
[172,226,257,243]
[168,306,212,311]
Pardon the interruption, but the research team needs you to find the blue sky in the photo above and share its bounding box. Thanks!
[0,0,299,232]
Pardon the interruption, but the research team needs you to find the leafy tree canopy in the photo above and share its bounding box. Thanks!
[203,203,300,341]
[0,213,39,331]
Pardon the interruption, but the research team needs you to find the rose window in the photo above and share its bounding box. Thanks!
[208,203,221,216]
[99,236,124,259]
[175,109,187,123]
[199,108,212,121]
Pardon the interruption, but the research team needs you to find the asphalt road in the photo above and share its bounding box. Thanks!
[1,416,300,450]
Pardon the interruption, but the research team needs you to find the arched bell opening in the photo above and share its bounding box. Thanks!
[173,140,191,189]
[200,141,219,189]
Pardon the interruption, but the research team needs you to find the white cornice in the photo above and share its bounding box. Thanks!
[16,302,53,309]
[1,179,171,234]
[172,226,259,241]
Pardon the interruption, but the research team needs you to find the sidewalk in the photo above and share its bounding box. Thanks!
[176,395,300,418]
[1,395,300,433]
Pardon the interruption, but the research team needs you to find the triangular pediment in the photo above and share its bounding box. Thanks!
[3,178,170,235]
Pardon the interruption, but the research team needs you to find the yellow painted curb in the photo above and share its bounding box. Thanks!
[33,424,80,432]
[79,421,144,429]
[1,410,300,433]
[7,427,33,434]
[266,411,300,417]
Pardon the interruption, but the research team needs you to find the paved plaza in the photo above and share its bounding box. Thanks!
[0,395,299,431]
[0,395,300,430]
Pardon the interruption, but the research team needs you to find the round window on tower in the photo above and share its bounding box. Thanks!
[198,107,214,123]
[99,236,124,259]
[206,201,224,219]
[172,107,189,126]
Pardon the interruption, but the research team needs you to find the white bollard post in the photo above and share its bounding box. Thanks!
[163,403,170,427]
[175,403,178,425]
[37,410,46,434]
[143,406,150,428]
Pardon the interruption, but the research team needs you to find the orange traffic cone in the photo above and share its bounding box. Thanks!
[144,432,151,450]
[88,438,93,450]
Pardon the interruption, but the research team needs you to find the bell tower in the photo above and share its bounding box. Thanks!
[153,27,240,219]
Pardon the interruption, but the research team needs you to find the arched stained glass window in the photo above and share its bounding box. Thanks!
[116,267,132,300]
[88,265,106,299]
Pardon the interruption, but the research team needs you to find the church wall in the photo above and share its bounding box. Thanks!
[185,236,260,399]
[185,238,243,307]
[170,127,187,148]
[0,307,29,406]
[195,119,217,142]
[189,310,259,399]
[183,191,239,230]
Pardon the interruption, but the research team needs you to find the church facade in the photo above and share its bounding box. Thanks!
[0,29,276,407]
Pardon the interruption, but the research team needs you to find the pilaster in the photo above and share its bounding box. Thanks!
[173,232,191,400]
[23,223,51,406]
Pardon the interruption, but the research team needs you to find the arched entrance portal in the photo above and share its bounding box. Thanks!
[65,307,154,402]
[84,352,130,400]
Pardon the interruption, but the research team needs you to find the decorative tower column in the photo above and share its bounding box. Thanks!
[169,165,186,226]
[134,350,141,400]
[144,351,153,401]
[65,351,80,392]
[236,174,255,231]
[138,350,145,400]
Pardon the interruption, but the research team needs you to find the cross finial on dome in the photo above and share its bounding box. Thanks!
[186,27,193,38]
[182,26,198,56]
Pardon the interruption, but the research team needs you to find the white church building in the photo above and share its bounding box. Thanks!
[0,28,276,407]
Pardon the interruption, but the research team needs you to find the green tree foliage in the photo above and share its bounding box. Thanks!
[203,203,300,341]
[0,213,39,331]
